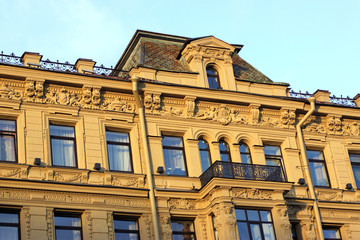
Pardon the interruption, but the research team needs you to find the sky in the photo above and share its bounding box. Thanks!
[0,0,359,98]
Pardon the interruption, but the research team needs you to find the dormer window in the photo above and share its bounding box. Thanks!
[206,66,221,89]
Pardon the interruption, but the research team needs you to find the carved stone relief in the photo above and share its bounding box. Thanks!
[46,208,54,240]
[106,211,114,240]
[160,215,172,240]
[301,221,316,240]
[185,96,196,118]
[231,188,273,200]
[0,82,22,100]
[316,190,343,201]
[144,92,161,114]
[86,211,93,240]
[275,205,291,238]
[111,176,145,188]
[327,115,342,135]
[168,198,197,210]
[280,108,296,128]
[24,207,31,240]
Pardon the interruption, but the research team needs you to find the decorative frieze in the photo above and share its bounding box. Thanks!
[231,188,273,200]
[168,198,197,210]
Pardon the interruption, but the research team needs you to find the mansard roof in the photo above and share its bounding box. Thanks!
[112,30,273,83]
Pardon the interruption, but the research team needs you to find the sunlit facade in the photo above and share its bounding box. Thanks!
[0,30,359,239]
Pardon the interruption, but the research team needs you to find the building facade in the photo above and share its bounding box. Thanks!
[0,30,359,240]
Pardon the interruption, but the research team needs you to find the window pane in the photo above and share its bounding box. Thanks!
[350,154,360,163]
[250,224,262,240]
[56,229,81,240]
[0,213,19,223]
[162,136,183,147]
[309,161,329,186]
[323,229,341,239]
[106,131,129,143]
[55,216,81,227]
[172,234,195,240]
[51,139,76,167]
[0,120,16,131]
[237,222,250,240]
[220,153,230,162]
[163,148,186,176]
[235,209,246,221]
[50,125,75,137]
[247,210,259,221]
[239,144,249,153]
[260,211,272,222]
[198,140,209,150]
[171,221,194,232]
[352,165,360,188]
[241,154,252,164]
[307,150,323,160]
[266,159,281,167]
[200,150,211,172]
[0,136,16,161]
[219,142,229,151]
[114,220,138,230]
[115,232,139,240]
[0,226,18,240]
[108,144,132,171]
[262,223,276,240]
[264,146,281,156]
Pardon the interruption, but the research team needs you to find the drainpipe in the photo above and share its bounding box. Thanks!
[132,77,162,240]
[296,97,324,240]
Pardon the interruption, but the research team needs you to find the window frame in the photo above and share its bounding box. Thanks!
[49,124,78,168]
[235,208,276,240]
[219,140,231,162]
[162,136,188,176]
[206,65,221,89]
[239,142,252,164]
[171,218,197,240]
[198,138,212,172]
[54,212,83,240]
[0,209,20,240]
[113,215,140,240]
[323,226,342,240]
[0,119,18,163]
[350,153,360,189]
[264,145,286,180]
[106,130,133,172]
[307,150,331,188]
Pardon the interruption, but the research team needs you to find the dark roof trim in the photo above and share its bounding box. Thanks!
[112,30,190,76]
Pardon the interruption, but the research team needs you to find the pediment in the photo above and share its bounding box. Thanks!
[186,36,235,52]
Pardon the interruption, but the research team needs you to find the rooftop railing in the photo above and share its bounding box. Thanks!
[289,90,356,107]
[199,161,285,187]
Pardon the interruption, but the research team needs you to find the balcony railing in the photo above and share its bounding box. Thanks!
[199,161,285,187]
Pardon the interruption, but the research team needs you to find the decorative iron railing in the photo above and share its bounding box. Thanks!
[289,90,356,107]
[40,59,77,73]
[0,52,23,66]
[199,161,285,187]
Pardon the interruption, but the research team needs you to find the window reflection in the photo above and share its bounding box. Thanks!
[162,136,187,176]
[199,139,211,172]
[207,66,220,89]
[219,140,231,162]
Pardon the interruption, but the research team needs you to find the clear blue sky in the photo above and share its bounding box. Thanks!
[1,0,359,98]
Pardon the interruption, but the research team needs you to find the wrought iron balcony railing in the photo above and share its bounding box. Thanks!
[199,161,285,187]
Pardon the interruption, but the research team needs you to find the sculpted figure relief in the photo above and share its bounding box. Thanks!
[35,82,44,102]
[160,215,172,240]
[0,82,22,100]
[280,109,296,128]
[327,115,342,135]
[24,81,35,101]
[143,92,161,114]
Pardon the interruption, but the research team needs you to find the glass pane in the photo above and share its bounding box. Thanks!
[206,68,217,75]
[114,219,138,230]
[50,125,75,137]
[350,154,360,163]
[0,136,16,161]
[247,210,259,221]
[309,161,329,186]
[264,146,281,156]
[0,120,16,131]
[55,229,81,240]
[108,144,132,171]
[266,159,281,167]
[163,149,186,175]
[55,216,81,227]
[198,140,209,150]
[0,213,18,223]
[171,220,194,232]
[219,141,229,151]
[237,222,250,240]
[0,226,18,240]
[235,209,246,221]
[106,131,129,143]
[172,234,195,240]
[260,211,272,222]
[250,224,262,240]
[323,229,340,238]
[307,150,323,160]
[115,232,139,240]
[241,154,252,164]
[162,136,183,147]
[51,139,76,167]
[239,144,249,153]
[262,223,276,240]
[208,77,219,89]
[200,150,211,172]
[352,165,360,188]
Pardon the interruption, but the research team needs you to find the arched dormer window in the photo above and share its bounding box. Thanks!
[206,65,221,89]
[219,140,231,162]
[239,143,252,164]
[198,139,212,172]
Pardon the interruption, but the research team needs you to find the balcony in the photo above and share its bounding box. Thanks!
[199,161,285,187]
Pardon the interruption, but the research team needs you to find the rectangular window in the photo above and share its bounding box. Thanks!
[307,150,330,187]
[113,216,140,240]
[323,227,341,240]
[54,213,82,240]
[171,219,196,240]
[350,153,360,188]
[162,136,187,176]
[0,119,17,162]
[236,209,276,240]
[264,145,285,179]
[106,131,133,172]
[50,125,77,167]
[0,210,20,240]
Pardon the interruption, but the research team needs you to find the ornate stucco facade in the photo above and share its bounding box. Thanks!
[0,30,359,240]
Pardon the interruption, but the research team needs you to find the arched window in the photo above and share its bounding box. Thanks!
[239,143,252,164]
[206,66,220,89]
[219,140,231,162]
[198,139,212,172]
